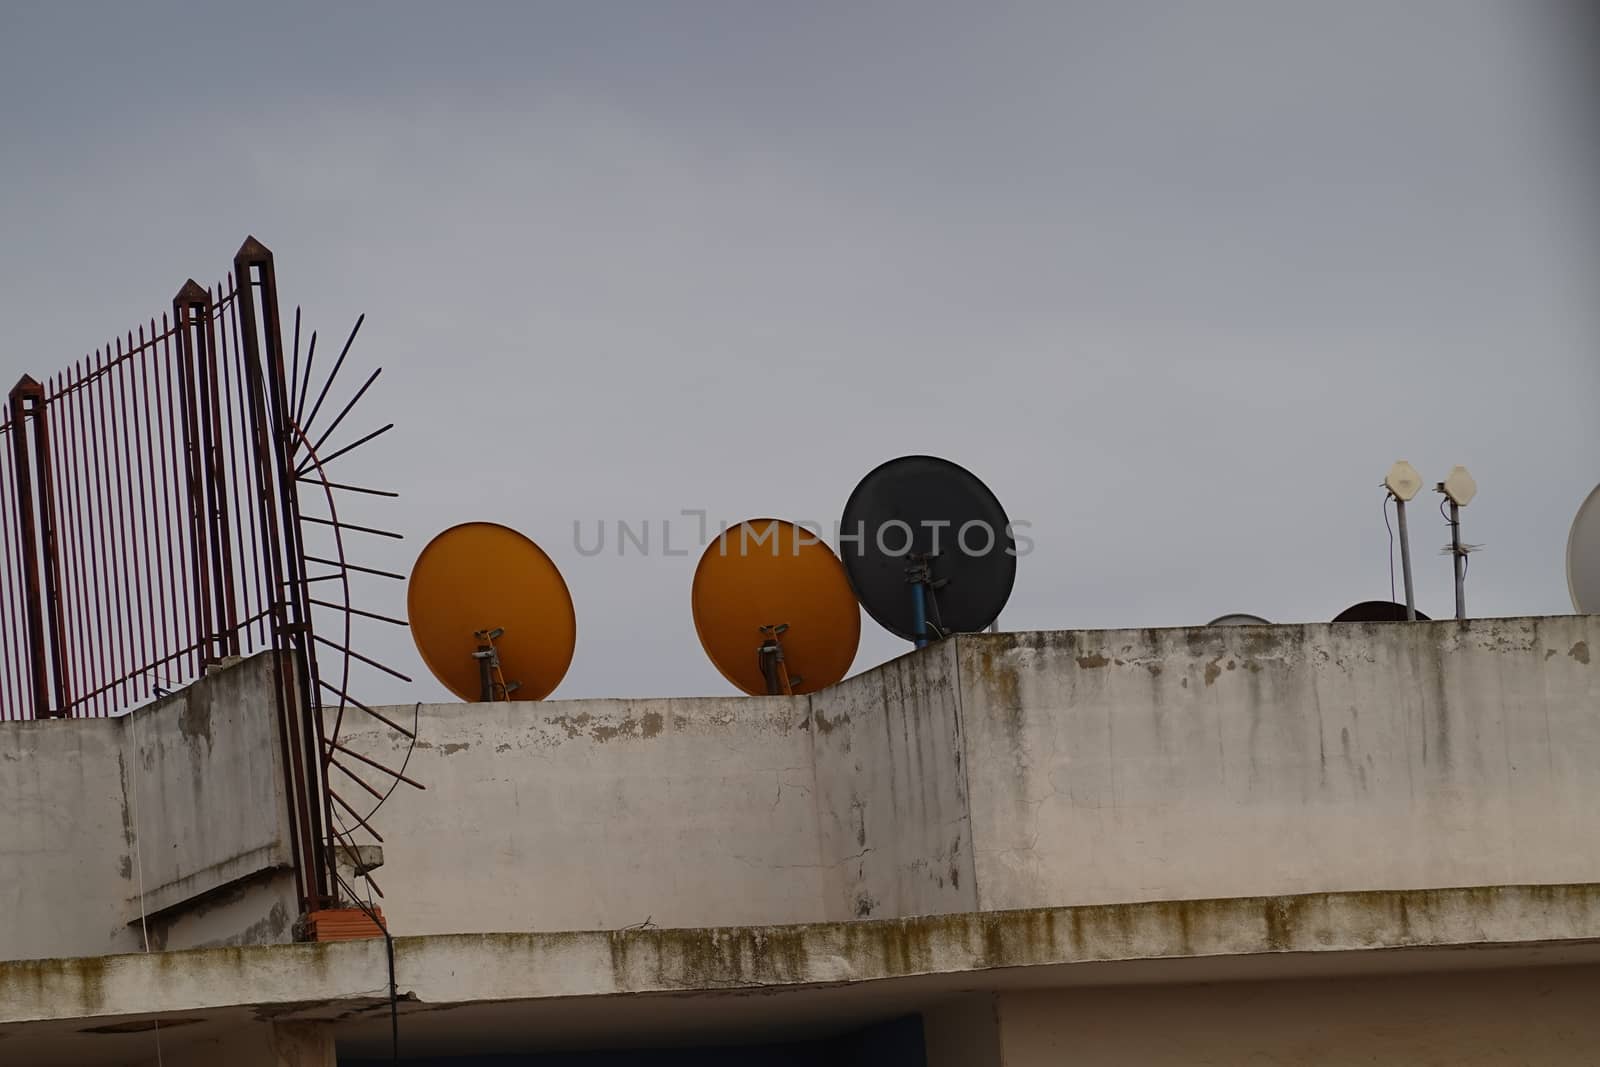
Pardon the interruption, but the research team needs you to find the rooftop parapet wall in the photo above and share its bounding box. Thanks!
[959,616,1600,910]
[332,694,828,933]
[0,653,295,962]
[347,615,1599,937]
[810,638,976,922]
[337,644,978,936]
[11,618,1591,965]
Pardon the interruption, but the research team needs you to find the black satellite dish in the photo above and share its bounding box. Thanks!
[839,455,1016,646]
[1332,600,1431,623]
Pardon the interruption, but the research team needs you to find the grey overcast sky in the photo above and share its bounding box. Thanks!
[2,1,1596,704]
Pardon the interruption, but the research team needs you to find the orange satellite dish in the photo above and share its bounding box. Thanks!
[407,522,576,701]
[691,518,860,696]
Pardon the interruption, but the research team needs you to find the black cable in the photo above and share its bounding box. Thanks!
[386,928,398,1065]
[1436,494,1471,582]
[354,700,422,823]
[924,579,949,639]
[1383,494,1396,602]
[325,699,420,1065]
[329,862,399,1064]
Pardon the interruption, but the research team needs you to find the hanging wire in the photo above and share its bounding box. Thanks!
[323,699,420,1067]
[1383,493,1396,602]
[125,708,166,1067]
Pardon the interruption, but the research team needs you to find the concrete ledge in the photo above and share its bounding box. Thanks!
[4,883,1599,1027]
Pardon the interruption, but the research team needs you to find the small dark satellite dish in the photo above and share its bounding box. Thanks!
[1332,600,1431,623]
[839,455,1016,645]
[1208,613,1271,626]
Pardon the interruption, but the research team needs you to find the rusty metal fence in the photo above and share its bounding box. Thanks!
[1,237,414,916]
[2,280,269,718]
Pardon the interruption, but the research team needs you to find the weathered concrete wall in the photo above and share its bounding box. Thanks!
[994,966,1600,1065]
[958,616,1600,910]
[346,615,1599,934]
[6,884,1599,1030]
[144,869,300,953]
[0,653,295,962]
[130,654,295,928]
[345,643,978,935]
[333,695,827,933]
[12,616,1596,973]
[0,716,141,960]
[810,640,976,921]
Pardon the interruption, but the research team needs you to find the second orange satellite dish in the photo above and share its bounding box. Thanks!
[407,522,576,701]
[691,518,861,696]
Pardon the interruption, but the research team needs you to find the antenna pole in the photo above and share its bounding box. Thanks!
[911,583,928,648]
[474,646,495,702]
[757,624,795,696]
[905,552,933,650]
[471,627,513,701]
[1395,498,1417,621]
[1450,499,1465,620]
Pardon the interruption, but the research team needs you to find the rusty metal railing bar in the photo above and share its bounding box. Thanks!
[16,376,70,716]
[315,683,417,740]
[293,420,357,764]
[263,253,338,911]
[299,514,403,540]
[11,383,44,716]
[160,318,198,682]
[187,287,232,660]
[230,281,270,653]
[302,554,404,580]
[292,423,391,478]
[303,480,399,499]
[50,366,82,716]
[292,328,317,432]
[138,326,174,708]
[139,330,167,702]
[303,367,381,462]
[87,346,115,714]
[330,758,388,802]
[328,787,384,842]
[63,359,95,714]
[1,412,23,718]
[306,598,407,627]
[217,280,255,656]
[236,246,325,911]
[298,315,363,449]
[92,348,129,716]
[288,308,302,430]
[151,324,184,704]
[111,336,143,712]
[207,286,243,658]
[178,298,217,670]
[128,340,157,709]
[329,739,425,790]
[134,328,166,706]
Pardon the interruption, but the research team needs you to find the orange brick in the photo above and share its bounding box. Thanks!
[305,906,386,942]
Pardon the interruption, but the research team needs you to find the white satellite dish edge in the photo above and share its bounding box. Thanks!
[1567,483,1600,614]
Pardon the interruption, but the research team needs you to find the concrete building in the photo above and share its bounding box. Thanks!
[2,615,1598,1064]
